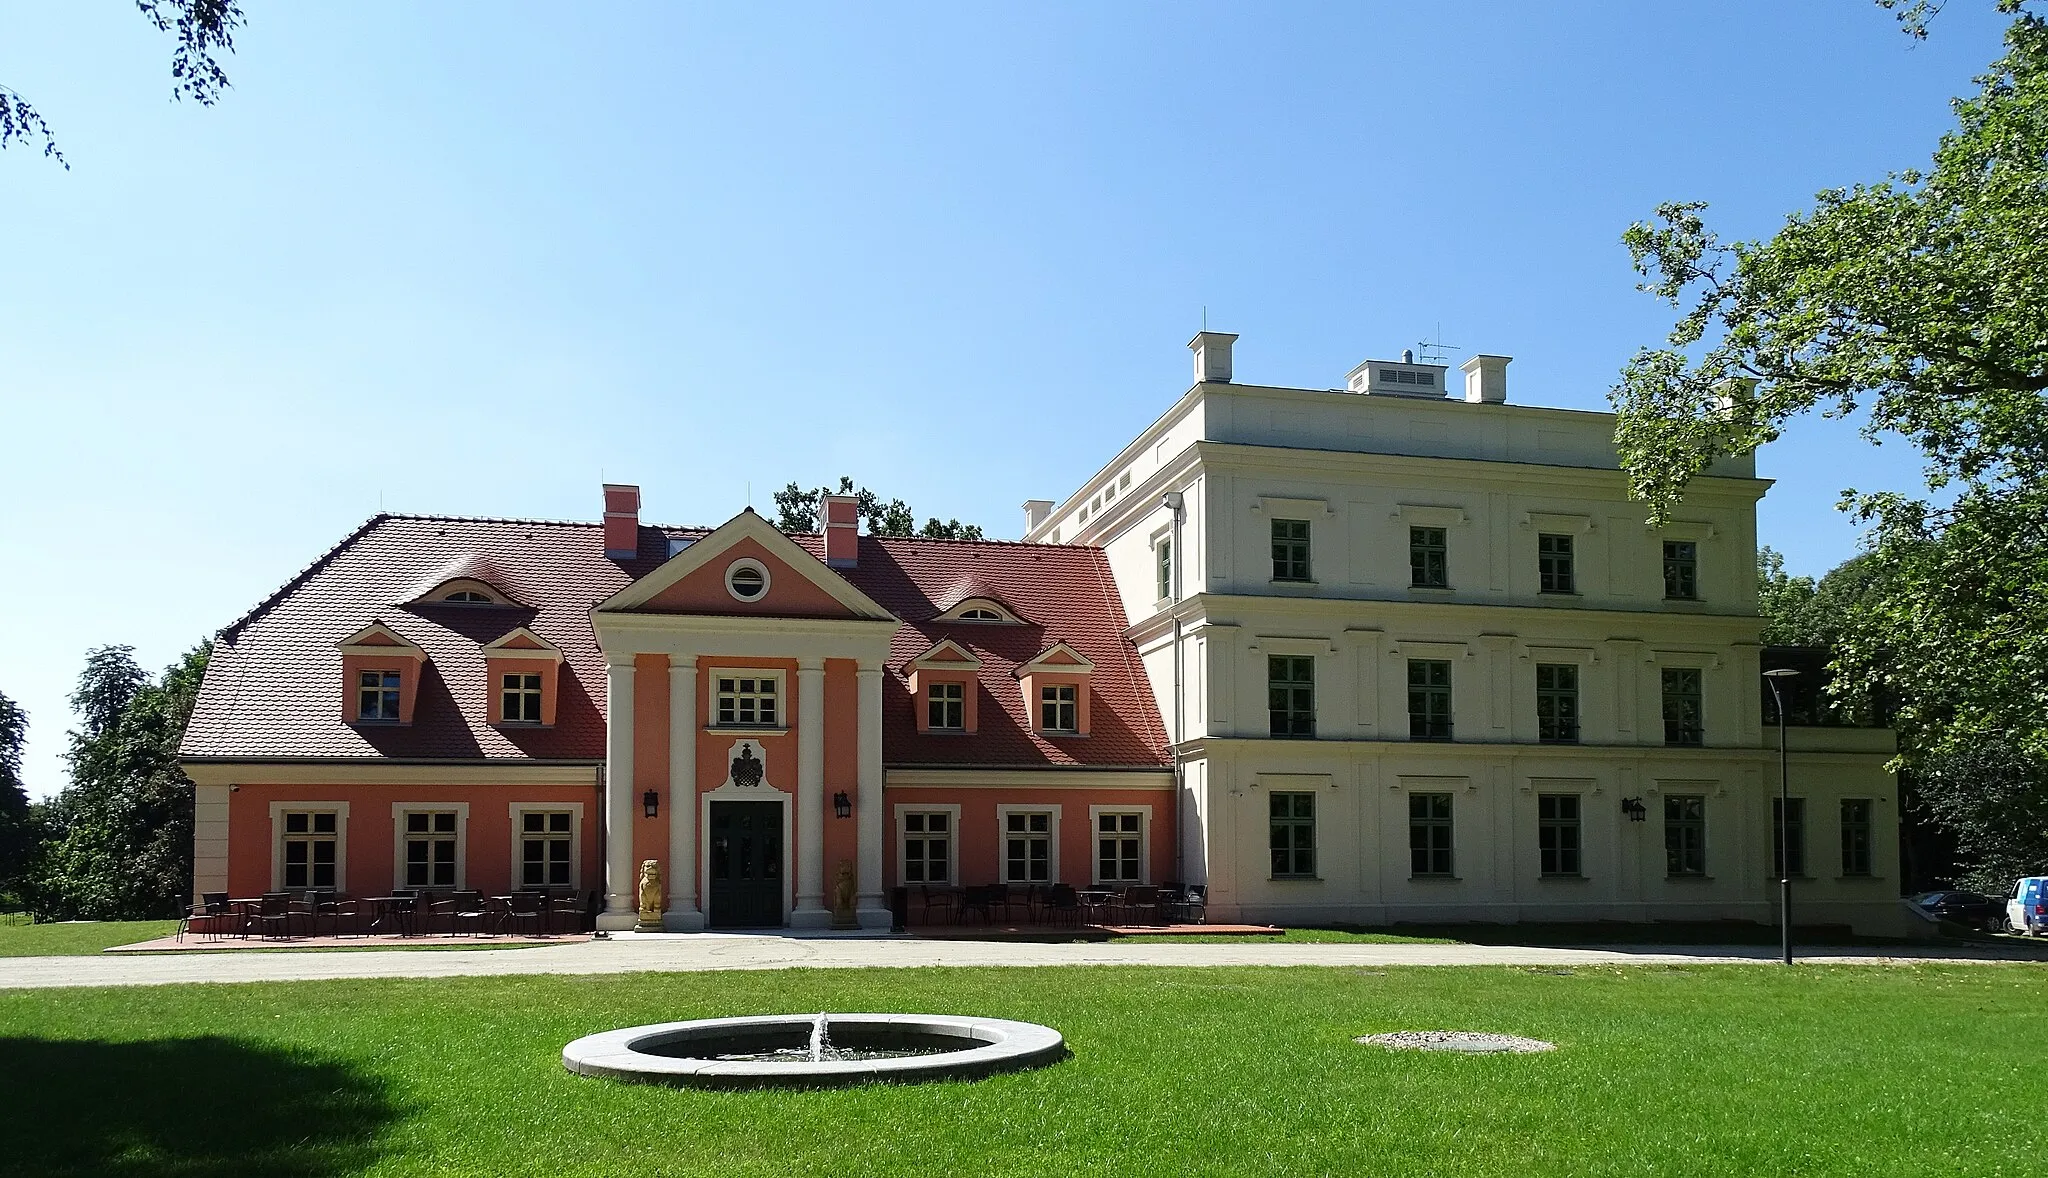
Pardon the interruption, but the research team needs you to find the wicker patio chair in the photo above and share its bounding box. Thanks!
[176,892,233,943]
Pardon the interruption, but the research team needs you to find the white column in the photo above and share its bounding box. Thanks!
[664,655,704,931]
[855,661,889,928]
[597,653,637,930]
[790,657,830,927]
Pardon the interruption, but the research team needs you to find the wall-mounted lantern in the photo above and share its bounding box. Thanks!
[1621,797,1647,822]
[643,790,660,819]
[832,791,852,819]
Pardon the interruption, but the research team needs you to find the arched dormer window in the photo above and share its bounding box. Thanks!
[443,589,496,604]
[935,597,1023,624]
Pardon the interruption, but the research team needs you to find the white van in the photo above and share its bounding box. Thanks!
[2006,877,2048,935]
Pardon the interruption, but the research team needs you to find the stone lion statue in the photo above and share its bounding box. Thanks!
[637,859,663,925]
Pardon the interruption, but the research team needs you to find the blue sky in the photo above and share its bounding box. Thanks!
[0,1,2015,797]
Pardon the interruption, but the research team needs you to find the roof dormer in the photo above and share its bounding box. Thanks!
[935,597,1024,624]
[404,554,527,608]
[908,638,983,734]
[1016,641,1095,737]
[482,627,563,727]
[337,623,427,726]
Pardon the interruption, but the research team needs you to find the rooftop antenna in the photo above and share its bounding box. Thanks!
[1202,305,1208,331]
[1416,323,1459,365]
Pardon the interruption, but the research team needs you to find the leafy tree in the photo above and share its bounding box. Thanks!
[35,643,210,920]
[1614,2,2048,885]
[0,691,31,911]
[773,476,986,540]
[2,1,245,169]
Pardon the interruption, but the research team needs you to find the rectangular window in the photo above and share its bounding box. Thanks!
[1267,656,1315,739]
[281,811,338,890]
[1661,667,1704,746]
[357,670,400,721]
[1409,792,1454,877]
[501,672,542,723]
[517,810,574,889]
[1409,526,1448,588]
[714,674,780,727]
[1538,794,1582,877]
[402,810,460,889]
[1271,518,1311,582]
[1535,663,1579,744]
[1772,796,1807,878]
[1664,795,1706,877]
[901,811,951,884]
[1096,812,1143,884]
[1003,811,1052,883]
[1269,792,1315,879]
[1538,533,1576,594]
[927,681,964,730]
[1040,685,1077,732]
[1155,537,1173,601]
[1663,540,1699,600]
[1840,799,1873,877]
[1407,659,1453,741]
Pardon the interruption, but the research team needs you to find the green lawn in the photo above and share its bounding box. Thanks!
[0,919,178,957]
[1,965,2044,1176]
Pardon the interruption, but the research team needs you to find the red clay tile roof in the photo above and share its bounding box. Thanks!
[182,514,1168,771]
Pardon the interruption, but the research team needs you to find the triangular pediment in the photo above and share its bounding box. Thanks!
[1017,641,1095,675]
[596,509,895,621]
[909,638,982,670]
[337,622,426,659]
[481,627,564,662]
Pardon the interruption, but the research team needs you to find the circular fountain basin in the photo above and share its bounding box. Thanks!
[562,1014,1066,1089]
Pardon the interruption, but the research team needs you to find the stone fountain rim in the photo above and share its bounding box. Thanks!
[561,1012,1066,1088]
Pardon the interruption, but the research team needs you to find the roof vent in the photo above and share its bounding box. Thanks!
[1344,355,1450,398]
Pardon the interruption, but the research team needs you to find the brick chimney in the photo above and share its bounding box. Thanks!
[603,484,641,560]
[820,493,858,567]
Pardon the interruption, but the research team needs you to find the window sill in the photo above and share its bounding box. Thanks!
[1837,874,1881,882]
[920,728,974,736]
[1039,729,1087,738]
[1409,736,1455,744]
[1539,874,1589,883]
[1270,578,1318,587]
[1409,874,1461,883]
[1537,738,1580,747]
[1269,876,1323,883]
[350,719,409,727]
[1664,874,1715,882]
[1408,584,1454,593]
[1267,732,1318,741]
[493,720,552,729]
[705,725,789,737]
[1538,589,1580,597]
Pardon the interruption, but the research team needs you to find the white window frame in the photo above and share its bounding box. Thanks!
[708,667,787,730]
[926,680,965,731]
[508,801,583,892]
[724,557,771,603]
[1088,804,1151,886]
[392,801,470,891]
[269,801,349,893]
[357,669,401,722]
[500,670,544,724]
[1040,684,1078,733]
[995,803,1062,885]
[894,803,962,887]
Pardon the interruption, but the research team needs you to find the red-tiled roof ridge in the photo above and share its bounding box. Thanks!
[219,512,391,642]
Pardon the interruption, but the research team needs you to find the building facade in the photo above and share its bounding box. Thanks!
[1024,332,1903,934]
[181,330,1901,934]
[180,493,1172,930]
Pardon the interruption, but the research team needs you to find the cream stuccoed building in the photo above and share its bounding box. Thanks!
[1024,331,1905,935]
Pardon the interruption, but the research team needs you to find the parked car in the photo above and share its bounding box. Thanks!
[1910,891,2006,931]
[2006,878,2048,936]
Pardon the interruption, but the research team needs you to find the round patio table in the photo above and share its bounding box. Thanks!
[364,895,419,937]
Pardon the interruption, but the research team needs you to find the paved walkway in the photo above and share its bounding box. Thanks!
[3,933,2042,990]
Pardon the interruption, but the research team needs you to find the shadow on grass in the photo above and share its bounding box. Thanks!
[0,1036,395,1177]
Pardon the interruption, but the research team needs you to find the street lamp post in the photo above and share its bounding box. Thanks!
[1763,667,1801,966]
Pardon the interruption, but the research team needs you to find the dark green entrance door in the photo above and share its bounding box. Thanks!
[708,801,783,928]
